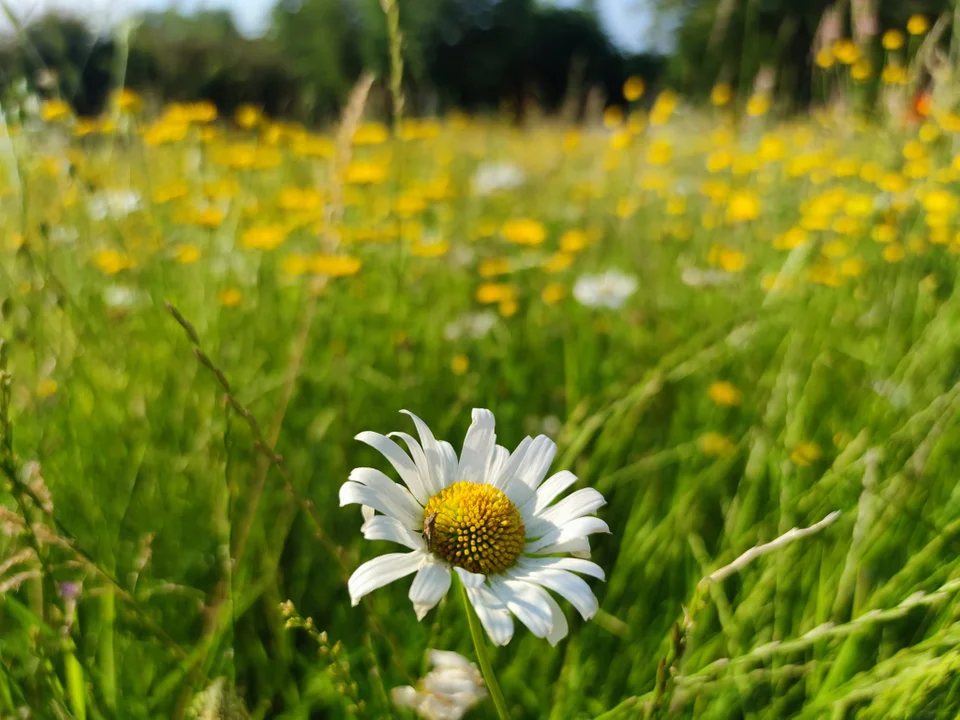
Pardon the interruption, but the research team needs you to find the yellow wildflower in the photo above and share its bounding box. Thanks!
[700,432,735,457]
[882,29,905,50]
[502,219,546,246]
[907,15,928,35]
[790,442,822,466]
[220,288,242,307]
[310,254,362,277]
[174,244,201,264]
[708,381,742,407]
[451,354,470,376]
[541,283,565,305]
[623,76,645,102]
[94,249,135,274]
[241,225,287,251]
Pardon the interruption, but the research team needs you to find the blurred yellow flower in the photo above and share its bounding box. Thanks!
[603,106,624,128]
[833,40,859,65]
[815,48,835,68]
[840,257,864,277]
[36,378,58,399]
[560,229,589,253]
[851,60,872,81]
[882,64,908,85]
[700,432,735,457]
[708,381,742,407]
[541,283,565,305]
[479,258,511,277]
[711,83,732,106]
[94,249,135,274]
[499,298,519,317]
[345,161,389,185]
[476,283,515,304]
[907,15,928,35]
[411,240,450,257]
[174,244,201,264]
[502,218,546,246]
[152,181,189,204]
[882,29,905,50]
[790,442,822,466]
[41,99,71,122]
[623,76,645,102]
[310,254,362,277]
[646,139,673,165]
[746,94,770,117]
[111,88,142,114]
[352,123,389,145]
[544,252,574,273]
[281,254,310,276]
[235,104,262,128]
[241,225,287,250]
[220,288,242,307]
[883,244,905,263]
[451,354,470,376]
[725,190,761,223]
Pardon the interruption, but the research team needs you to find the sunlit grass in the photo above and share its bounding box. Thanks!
[3,62,960,717]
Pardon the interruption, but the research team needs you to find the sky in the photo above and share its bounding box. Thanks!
[0,0,669,53]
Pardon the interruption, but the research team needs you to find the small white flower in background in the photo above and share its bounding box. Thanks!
[443,312,498,342]
[102,285,140,310]
[87,190,143,221]
[573,270,638,309]
[50,226,79,245]
[471,162,525,196]
[391,650,486,720]
[341,409,608,645]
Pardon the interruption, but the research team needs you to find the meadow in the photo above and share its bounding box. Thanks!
[3,29,960,718]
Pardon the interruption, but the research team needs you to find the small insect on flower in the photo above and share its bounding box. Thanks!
[341,409,609,645]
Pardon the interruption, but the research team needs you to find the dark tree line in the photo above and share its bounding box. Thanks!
[0,0,664,123]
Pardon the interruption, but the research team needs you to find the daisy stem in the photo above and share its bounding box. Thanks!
[459,581,510,720]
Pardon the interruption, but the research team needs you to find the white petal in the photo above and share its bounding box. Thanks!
[390,686,417,709]
[409,562,452,620]
[541,589,569,646]
[508,567,598,620]
[348,551,424,606]
[388,431,438,499]
[526,488,606,538]
[340,481,420,529]
[362,505,376,522]
[438,440,459,489]
[454,567,486,589]
[487,445,510,485]
[524,517,610,553]
[518,555,605,581]
[489,577,554,639]
[515,435,557,492]
[490,436,532,491]
[428,650,475,671]
[350,467,424,523]
[459,409,496,484]
[361,515,425,551]
[356,431,429,504]
[466,585,514,646]
[400,410,446,496]
[531,536,592,558]
[521,471,579,517]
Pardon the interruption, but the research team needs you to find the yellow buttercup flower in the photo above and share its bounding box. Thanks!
[623,76,645,102]
[603,106,624,129]
[833,40,859,65]
[36,378,58,399]
[541,283,565,305]
[94,249,135,274]
[882,29,905,50]
[220,288,242,307]
[725,190,761,223]
[711,83,732,107]
[746,94,770,117]
[708,381,742,407]
[476,283,516,304]
[451,354,470,376]
[241,225,287,251]
[501,219,546,246]
[41,99,71,122]
[174,244,201,264]
[790,442,822,466]
[310,254,362,277]
[560,229,588,253]
[907,15,929,35]
[700,432,735,457]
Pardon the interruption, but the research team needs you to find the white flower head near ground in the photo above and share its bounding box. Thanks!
[340,408,608,646]
[573,270,639,309]
[391,649,487,720]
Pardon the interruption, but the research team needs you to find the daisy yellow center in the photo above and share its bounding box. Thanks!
[423,481,525,575]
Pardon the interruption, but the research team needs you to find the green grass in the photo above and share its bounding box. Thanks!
[2,94,960,719]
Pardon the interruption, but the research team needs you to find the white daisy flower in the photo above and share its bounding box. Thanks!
[391,649,486,720]
[573,270,638,309]
[471,162,525,196]
[340,409,608,646]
